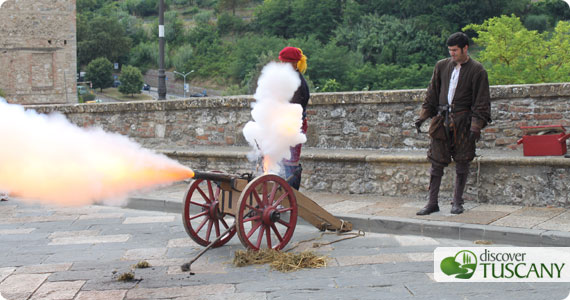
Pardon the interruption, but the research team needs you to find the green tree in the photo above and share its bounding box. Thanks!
[77,0,105,12]
[321,79,340,92]
[464,15,570,84]
[346,63,432,91]
[253,0,342,42]
[333,14,442,66]
[118,65,144,97]
[524,0,570,32]
[85,57,114,92]
[253,0,294,38]
[77,15,132,68]
[0,88,5,98]
[172,44,195,76]
[289,0,343,43]
[128,42,154,74]
[217,12,246,36]
[184,24,228,78]
[218,0,249,15]
[228,34,284,81]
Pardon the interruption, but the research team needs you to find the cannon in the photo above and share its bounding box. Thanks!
[181,170,352,252]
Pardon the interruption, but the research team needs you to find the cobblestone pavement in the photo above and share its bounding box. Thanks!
[128,182,570,247]
[1,199,569,300]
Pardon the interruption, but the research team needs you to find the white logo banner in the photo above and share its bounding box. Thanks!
[434,247,570,282]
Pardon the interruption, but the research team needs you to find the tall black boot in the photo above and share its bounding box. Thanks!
[451,162,469,214]
[417,165,444,215]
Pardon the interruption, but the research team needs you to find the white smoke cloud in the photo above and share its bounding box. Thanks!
[0,98,193,206]
[242,62,307,174]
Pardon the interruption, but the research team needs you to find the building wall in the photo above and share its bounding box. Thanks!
[0,0,77,104]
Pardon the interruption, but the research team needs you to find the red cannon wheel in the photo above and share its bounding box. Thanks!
[182,174,236,247]
[235,174,298,250]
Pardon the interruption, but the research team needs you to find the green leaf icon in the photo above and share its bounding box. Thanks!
[440,250,477,279]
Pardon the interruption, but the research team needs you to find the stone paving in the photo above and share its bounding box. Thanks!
[1,196,570,299]
[128,182,570,246]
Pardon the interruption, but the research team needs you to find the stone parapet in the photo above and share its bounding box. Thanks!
[28,82,570,151]
[24,83,570,207]
[162,146,570,208]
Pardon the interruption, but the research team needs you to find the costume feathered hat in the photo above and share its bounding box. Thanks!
[278,47,307,74]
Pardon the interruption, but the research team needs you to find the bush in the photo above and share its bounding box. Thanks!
[524,14,551,32]
[86,57,114,92]
[118,65,144,97]
[194,10,213,24]
[172,44,194,74]
[217,12,245,36]
[128,42,156,73]
[83,91,96,101]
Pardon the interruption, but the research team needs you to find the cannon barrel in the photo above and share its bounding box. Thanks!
[192,170,235,183]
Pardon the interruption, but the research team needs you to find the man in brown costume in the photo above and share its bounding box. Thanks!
[415,32,491,215]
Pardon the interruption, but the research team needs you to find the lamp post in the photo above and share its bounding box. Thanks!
[157,0,166,100]
[173,70,194,98]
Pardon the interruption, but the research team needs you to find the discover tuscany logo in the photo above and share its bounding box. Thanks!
[434,247,570,282]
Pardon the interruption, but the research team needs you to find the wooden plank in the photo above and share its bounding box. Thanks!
[219,178,249,216]
[293,190,352,232]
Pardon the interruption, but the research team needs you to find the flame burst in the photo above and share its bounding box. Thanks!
[0,99,194,206]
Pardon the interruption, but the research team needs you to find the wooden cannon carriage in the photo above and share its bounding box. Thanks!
[182,171,352,251]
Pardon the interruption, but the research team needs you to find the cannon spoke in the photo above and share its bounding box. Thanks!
[207,181,215,201]
[220,217,230,229]
[268,182,278,205]
[271,224,284,243]
[272,192,289,208]
[196,187,211,203]
[277,207,294,214]
[189,201,208,208]
[189,210,208,221]
[276,218,292,228]
[244,215,260,223]
[252,191,263,208]
[214,218,221,237]
[245,203,263,214]
[262,182,268,206]
[256,225,265,249]
[246,221,262,239]
[205,219,213,242]
[265,225,272,249]
[195,215,209,233]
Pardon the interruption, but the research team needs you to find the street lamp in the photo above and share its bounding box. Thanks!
[158,0,166,100]
[173,70,194,98]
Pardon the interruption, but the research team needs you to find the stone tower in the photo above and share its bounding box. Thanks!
[0,0,77,104]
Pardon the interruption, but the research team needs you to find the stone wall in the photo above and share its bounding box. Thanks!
[31,83,570,151]
[165,148,570,207]
[27,83,570,206]
[0,0,77,104]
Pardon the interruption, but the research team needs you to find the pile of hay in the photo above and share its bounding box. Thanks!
[233,249,328,272]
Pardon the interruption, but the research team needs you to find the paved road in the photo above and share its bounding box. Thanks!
[1,200,569,299]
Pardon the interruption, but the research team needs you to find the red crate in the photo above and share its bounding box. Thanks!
[517,125,570,156]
